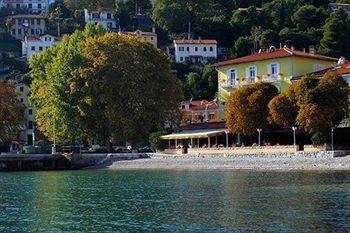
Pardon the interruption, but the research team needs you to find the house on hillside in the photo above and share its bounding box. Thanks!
[14,82,36,146]
[7,14,47,40]
[180,100,220,125]
[174,38,218,63]
[84,8,118,31]
[22,34,61,60]
[119,29,157,48]
[3,0,57,13]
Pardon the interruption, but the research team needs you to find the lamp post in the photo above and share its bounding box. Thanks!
[331,127,335,151]
[292,126,297,146]
[52,117,56,154]
[257,128,262,146]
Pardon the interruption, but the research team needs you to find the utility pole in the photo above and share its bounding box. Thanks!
[188,22,191,40]
[292,126,297,146]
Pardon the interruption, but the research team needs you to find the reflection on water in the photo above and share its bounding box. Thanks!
[0,170,349,232]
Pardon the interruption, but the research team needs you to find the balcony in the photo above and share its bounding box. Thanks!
[221,77,257,88]
[262,74,282,83]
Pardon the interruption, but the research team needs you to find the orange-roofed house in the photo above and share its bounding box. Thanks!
[174,38,217,63]
[180,100,220,125]
[213,47,339,104]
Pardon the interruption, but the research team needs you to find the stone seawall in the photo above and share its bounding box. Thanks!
[0,153,148,171]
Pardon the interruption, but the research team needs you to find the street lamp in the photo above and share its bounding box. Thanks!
[257,128,262,146]
[292,126,297,146]
[331,127,335,151]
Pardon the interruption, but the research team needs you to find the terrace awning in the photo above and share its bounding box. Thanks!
[160,129,229,140]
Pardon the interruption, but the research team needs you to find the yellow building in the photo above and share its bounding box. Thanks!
[120,29,157,48]
[213,47,338,102]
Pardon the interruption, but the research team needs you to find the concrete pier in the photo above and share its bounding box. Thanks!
[0,153,148,171]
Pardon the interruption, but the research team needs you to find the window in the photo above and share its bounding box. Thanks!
[12,29,15,35]
[210,46,213,51]
[179,46,184,51]
[18,29,22,35]
[36,19,40,25]
[247,66,257,77]
[38,4,42,9]
[107,22,112,29]
[30,19,34,25]
[203,47,207,52]
[28,109,33,115]
[107,13,111,19]
[180,56,184,61]
[150,37,153,40]
[195,47,198,51]
[16,3,20,8]
[20,98,24,103]
[20,86,24,92]
[31,29,34,34]
[269,63,279,76]
[28,121,33,130]
[39,46,43,51]
[228,69,237,86]
[186,47,189,51]
[28,4,32,9]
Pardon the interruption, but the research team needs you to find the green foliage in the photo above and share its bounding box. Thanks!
[311,131,329,146]
[232,36,254,57]
[149,130,170,151]
[320,9,350,58]
[184,65,217,100]
[226,82,278,136]
[30,24,183,145]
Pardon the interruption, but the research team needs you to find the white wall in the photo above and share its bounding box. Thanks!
[174,43,217,63]
[22,35,60,60]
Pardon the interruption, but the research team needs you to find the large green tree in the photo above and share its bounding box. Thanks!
[320,9,350,58]
[226,83,278,136]
[30,24,183,145]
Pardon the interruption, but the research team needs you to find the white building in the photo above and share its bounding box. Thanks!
[22,34,60,60]
[174,39,218,63]
[329,3,350,14]
[3,0,57,13]
[84,9,118,31]
[14,82,36,146]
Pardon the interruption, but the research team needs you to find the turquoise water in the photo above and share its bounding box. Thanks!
[0,170,349,232]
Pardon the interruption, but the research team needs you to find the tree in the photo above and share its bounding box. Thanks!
[292,5,329,31]
[30,24,183,145]
[268,84,299,128]
[77,33,183,144]
[231,36,254,58]
[320,9,350,58]
[226,83,278,136]
[295,72,349,134]
[30,24,107,144]
[0,81,23,143]
[259,29,279,48]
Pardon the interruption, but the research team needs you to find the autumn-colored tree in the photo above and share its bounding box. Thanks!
[268,83,299,128]
[226,82,278,136]
[295,72,349,134]
[0,81,23,143]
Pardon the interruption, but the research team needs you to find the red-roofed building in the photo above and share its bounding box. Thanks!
[174,38,218,63]
[213,46,339,120]
[180,100,220,125]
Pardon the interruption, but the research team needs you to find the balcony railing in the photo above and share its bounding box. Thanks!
[262,75,281,83]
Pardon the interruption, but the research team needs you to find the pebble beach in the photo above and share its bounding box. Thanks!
[104,154,350,171]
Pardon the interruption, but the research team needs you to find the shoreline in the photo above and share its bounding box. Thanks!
[98,155,350,172]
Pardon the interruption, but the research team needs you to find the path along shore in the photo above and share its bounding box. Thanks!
[102,153,350,171]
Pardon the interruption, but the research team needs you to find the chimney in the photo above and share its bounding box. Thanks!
[309,45,315,55]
